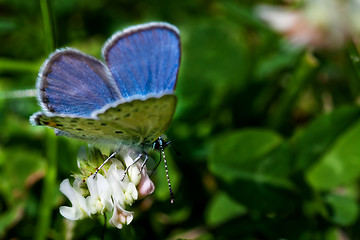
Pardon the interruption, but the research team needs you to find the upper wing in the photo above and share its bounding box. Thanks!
[37,49,122,117]
[30,95,177,147]
[102,22,181,98]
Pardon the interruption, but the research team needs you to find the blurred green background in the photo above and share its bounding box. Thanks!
[1,0,360,239]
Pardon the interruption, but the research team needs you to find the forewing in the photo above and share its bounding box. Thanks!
[103,22,181,98]
[38,49,122,117]
[96,94,177,145]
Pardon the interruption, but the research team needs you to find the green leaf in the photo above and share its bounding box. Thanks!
[0,18,17,33]
[209,128,283,183]
[176,19,249,126]
[0,147,46,203]
[324,228,340,240]
[325,194,359,226]
[0,203,25,237]
[306,117,360,190]
[209,129,297,212]
[294,105,360,171]
[205,191,247,226]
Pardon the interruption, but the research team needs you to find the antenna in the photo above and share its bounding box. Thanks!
[156,137,175,204]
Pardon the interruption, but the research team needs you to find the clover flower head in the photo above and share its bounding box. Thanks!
[59,147,155,229]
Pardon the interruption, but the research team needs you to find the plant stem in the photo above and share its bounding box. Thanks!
[35,131,58,240]
[268,51,318,130]
[35,0,56,239]
[0,58,40,74]
[40,0,55,54]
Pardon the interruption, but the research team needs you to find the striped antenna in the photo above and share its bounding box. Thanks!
[160,143,174,203]
[155,137,174,203]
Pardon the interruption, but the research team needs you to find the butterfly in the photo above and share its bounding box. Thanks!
[30,22,180,153]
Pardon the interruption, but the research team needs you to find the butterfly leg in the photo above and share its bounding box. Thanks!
[139,154,149,173]
[93,151,118,178]
[121,152,148,181]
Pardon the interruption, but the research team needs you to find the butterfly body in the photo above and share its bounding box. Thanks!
[30,22,180,151]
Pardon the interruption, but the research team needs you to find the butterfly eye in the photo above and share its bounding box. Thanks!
[152,138,162,150]
[153,136,172,150]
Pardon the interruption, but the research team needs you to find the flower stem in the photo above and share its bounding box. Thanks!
[35,0,56,239]
[35,130,58,240]
[102,214,107,240]
[267,51,318,130]
[40,0,55,54]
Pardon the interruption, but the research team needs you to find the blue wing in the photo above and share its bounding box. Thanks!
[102,22,181,98]
[37,49,122,117]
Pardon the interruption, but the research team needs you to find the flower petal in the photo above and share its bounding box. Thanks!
[138,169,155,198]
[124,182,138,204]
[59,179,90,219]
[109,204,134,229]
[86,174,113,214]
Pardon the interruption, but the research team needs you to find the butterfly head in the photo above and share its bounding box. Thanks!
[153,135,171,151]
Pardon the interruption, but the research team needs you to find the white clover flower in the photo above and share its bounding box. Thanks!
[59,148,155,229]
[256,0,360,49]
[85,174,113,214]
[137,167,155,198]
[121,150,155,198]
[109,204,134,229]
[59,179,90,220]
[72,177,87,196]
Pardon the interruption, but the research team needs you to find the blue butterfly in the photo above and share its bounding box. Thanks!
[30,22,180,153]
